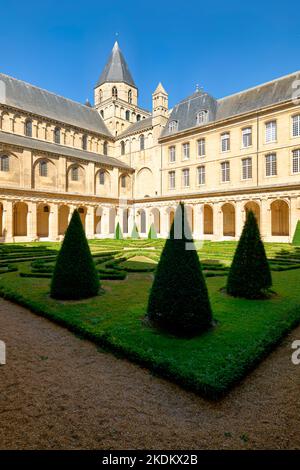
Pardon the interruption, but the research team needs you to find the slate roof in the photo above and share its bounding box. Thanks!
[161,71,300,137]
[0,73,112,137]
[95,42,136,88]
[0,131,132,170]
[117,117,153,138]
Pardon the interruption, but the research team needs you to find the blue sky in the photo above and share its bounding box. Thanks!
[0,0,298,110]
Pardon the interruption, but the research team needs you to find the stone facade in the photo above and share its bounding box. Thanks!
[1,41,300,242]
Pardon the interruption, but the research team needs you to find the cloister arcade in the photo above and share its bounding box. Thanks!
[0,197,294,242]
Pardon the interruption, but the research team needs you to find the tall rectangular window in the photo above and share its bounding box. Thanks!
[71,166,79,181]
[0,155,9,172]
[169,146,176,163]
[265,121,277,143]
[39,160,48,177]
[292,149,300,173]
[197,165,205,185]
[242,157,252,179]
[221,133,230,152]
[221,161,230,182]
[265,153,277,176]
[242,127,252,148]
[292,115,300,137]
[99,171,105,185]
[182,142,190,160]
[121,175,126,188]
[169,171,175,189]
[197,138,205,157]
[182,168,190,187]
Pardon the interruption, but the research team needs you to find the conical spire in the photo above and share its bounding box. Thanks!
[95,41,136,88]
[153,82,167,95]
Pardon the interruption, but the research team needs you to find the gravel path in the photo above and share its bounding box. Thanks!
[0,297,299,450]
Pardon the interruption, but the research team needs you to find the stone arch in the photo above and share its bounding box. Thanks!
[94,207,102,235]
[166,207,175,232]
[13,202,28,236]
[244,201,260,228]
[150,208,160,234]
[33,157,58,190]
[37,203,50,238]
[203,204,213,235]
[122,208,129,234]
[137,209,146,234]
[67,163,85,193]
[222,203,235,237]
[271,199,289,236]
[0,152,20,186]
[119,173,131,197]
[136,167,154,198]
[109,207,116,234]
[78,206,87,230]
[185,205,194,232]
[58,205,69,235]
[95,168,111,196]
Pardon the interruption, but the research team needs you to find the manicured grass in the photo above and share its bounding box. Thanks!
[1,240,300,398]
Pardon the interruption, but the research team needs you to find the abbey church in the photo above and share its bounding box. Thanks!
[0,41,300,242]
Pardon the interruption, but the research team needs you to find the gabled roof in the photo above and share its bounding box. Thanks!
[161,71,300,137]
[0,73,112,138]
[153,82,167,95]
[0,131,132,170]
[95,41,136,88]
[117,117,153,139]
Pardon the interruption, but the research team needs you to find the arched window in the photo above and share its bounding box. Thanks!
[168,120,178,133]
[112,86,118,99]
[103,141,108,156]
[140,134,145,150]
[125,110,130,121]
[25,119,32,137]
[99,89,103,103]
[0,155,9,172]
[99,170,105,185]
[136,114,141,122]
[121,175,126,188]
[128,89,132,104]
[120,141,125,155]
[196,110,208,125]
[54,127,61,144]
[71,165,79,181]
[100,110,104,118]
[39,160,48,177]
[82,134,88,150]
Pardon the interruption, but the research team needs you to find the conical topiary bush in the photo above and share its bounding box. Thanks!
[131,222,140,239]
[147,203,213,337]
[115,222,123,240]
[50,209,99,300]
[148,223,157,239]
[226,210,272,299]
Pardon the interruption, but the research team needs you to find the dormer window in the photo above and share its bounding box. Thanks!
[169,120,178,133]
[196,110,208,125]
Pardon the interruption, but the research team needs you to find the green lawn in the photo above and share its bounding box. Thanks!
[1,240,300,398]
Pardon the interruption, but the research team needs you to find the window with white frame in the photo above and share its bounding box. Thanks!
[197,165,205,185]
[221,161,230,182]
[242,157,252,179]
[292,115,300,137]
[182,142,190,160]
[99,170,105,185]
[292,149,300,173]
[265,121,277,143]
[221,133,230,152]
[0,155,9,172]
[71,165,79,181]
[182,168,190,187]
[265,153,277,176]
[242,127,252,148]
[197,138,205,157]
[169,171,175,189]
[169,146,176,163]
[39,160,48,177]
[168,120,178,133]
[196,110,208,125]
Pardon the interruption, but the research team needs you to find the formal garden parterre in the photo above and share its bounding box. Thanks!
[1,227,300,398]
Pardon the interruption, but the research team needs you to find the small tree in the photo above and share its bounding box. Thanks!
[148,223,157,239]
[50,209,99,300]
[115,222,123,240]
[131,222,140,239]
[226,210,272,299]
[292,220,300,246]
[147,203,213,337]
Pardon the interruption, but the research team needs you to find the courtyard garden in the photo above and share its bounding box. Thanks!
[1,234,300,398]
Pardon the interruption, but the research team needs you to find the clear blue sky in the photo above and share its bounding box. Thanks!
[0,0,298,110]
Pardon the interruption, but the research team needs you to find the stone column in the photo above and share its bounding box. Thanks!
[68,205,76,223]
[290,196,299,242]
[127,207,135,236]
[193,203,203,240]
[85,206,95,239]
[49,204,59,241]
[160,206,169,238]
[100,207,110,237]
[213,202,222,240]
[2,200,14,242]
[27,201,37,241]
[260,198,271,241]
[235,200,244,239]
